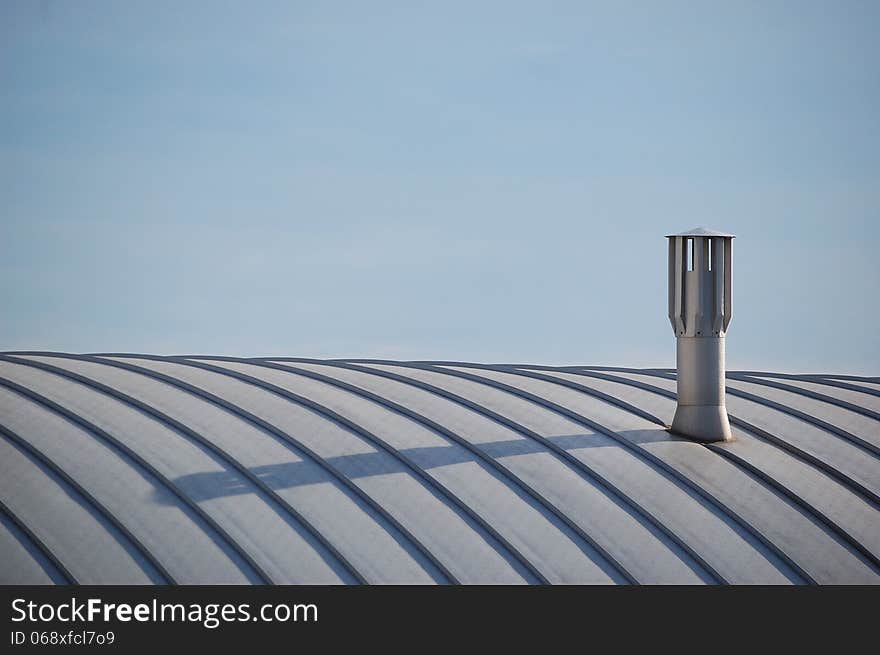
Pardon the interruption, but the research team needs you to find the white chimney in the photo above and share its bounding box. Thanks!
[666,227,734,442]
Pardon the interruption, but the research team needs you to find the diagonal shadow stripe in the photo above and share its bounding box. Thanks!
[262,357,724,584]
[576,365,880,458]
[503,363,880,506]
[0,369,270,584]
[211,357,636,584]
[23,353,455,584]
[81,353,541,584]
[509,364,880,575]
[346,358,815,584]
[0,354,364,585]
[164,440,592,498]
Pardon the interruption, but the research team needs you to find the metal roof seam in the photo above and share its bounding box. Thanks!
[451,363,817,584]
[71,354,456,585]
[243,358,638,585]
[0,423,175,584]
[587,367,880,461]
[681,374,879,459]
[2,353,876,586]
[733,372,880,398]
[141,356,547,584]
[2,355,367,585]
[273,358,722,584]
[731,374,880,423]
[0,371,271,585]
[0,496,77,584]
[813,374,880,384]
[703,445,880,575]
[349,360,815,583]
[520,366,880,511]
[539,368,880,573]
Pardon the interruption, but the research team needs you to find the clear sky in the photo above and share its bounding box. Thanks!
[2,1,878,373]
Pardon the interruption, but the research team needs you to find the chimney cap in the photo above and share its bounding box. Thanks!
[665,226,736,238]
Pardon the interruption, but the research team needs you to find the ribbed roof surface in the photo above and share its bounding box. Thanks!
[1,352,878,585]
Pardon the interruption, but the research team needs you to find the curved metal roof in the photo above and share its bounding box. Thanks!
[0,352,878,584]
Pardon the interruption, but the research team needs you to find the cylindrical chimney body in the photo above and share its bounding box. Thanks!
[666,228,734,442]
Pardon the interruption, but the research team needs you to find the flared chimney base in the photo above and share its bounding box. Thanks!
[670,404,733,443]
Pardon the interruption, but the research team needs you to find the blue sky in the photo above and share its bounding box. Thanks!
[1,1,878,372]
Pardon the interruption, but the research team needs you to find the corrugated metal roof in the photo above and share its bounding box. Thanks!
[1,352,878,584]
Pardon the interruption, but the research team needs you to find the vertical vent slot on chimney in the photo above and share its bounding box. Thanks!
[686,238,694,271]
[707,239,712,271]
